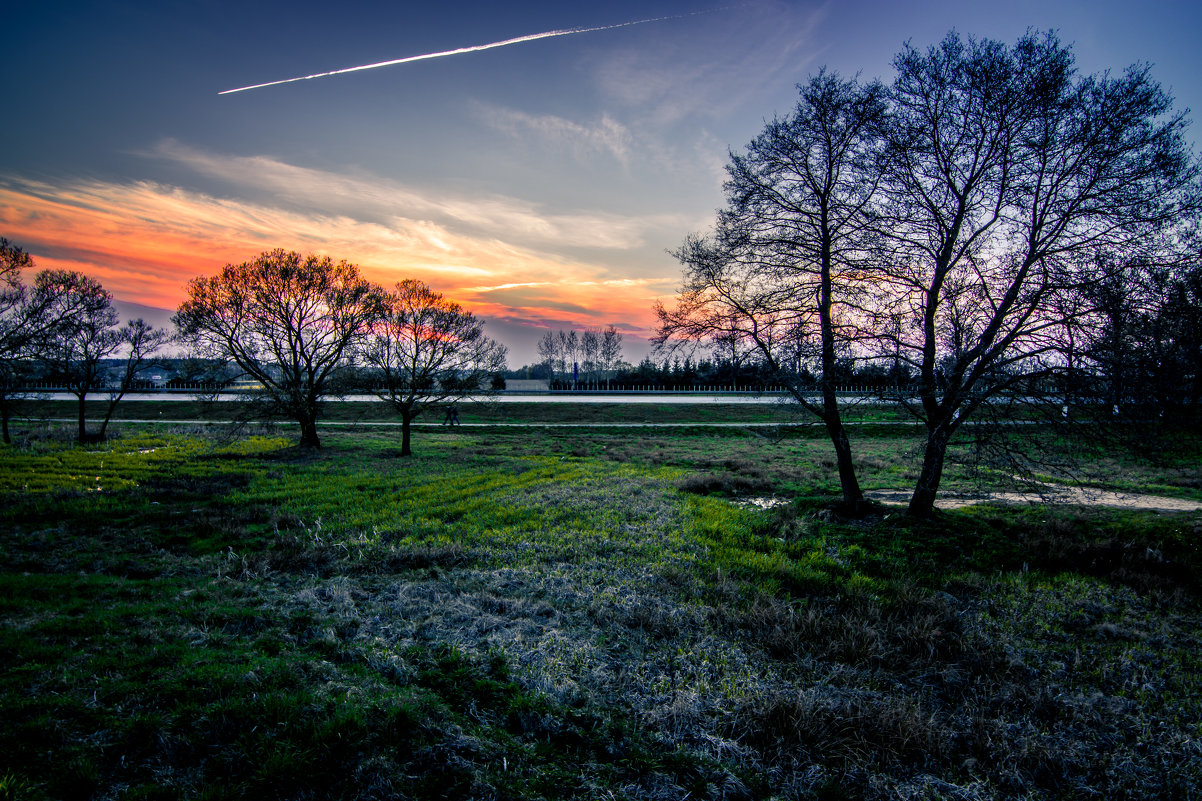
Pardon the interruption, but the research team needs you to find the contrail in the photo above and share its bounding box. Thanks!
[220,12,703,95]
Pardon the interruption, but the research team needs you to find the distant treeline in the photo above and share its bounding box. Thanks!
[514,355,908,391]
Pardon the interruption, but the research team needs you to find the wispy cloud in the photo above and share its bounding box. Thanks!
[151,140,652,250]
[590,1,827,126]
[464,281,555,293]
[0,173,668,332]
[475,105,632,165]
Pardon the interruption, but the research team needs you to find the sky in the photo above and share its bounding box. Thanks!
[3,0,1200,365]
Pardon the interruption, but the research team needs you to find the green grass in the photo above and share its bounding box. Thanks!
[2,420,1201,799]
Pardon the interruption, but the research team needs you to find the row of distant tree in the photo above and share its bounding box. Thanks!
[1072,257,1202,413]
[532,326,624,384]
[0,243,506,455]
[644,257,1202,407]
[535,282,1202,403]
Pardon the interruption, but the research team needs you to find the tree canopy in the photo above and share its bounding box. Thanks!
[659,70,887,513]
[359,279,506,456]
[175,249,384,448]
[659,30,1201,517]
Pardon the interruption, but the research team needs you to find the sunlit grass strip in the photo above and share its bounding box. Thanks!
[226,454,713,570]
[0,434,290,495]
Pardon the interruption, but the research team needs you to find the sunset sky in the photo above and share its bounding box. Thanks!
[3,0,1200,364]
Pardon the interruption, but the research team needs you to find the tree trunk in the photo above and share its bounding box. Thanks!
[77,393,91,443]
[821,391,864,513]
[828,422,864,514]
[400,414,412,457]
[97,408,113,441]
[1,407,9,445]
[908,426,951,518]
[98,395,122,441]
[298,417,321,448]
[815,229,865,515]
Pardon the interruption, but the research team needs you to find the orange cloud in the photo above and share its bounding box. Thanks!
[0,176,675,334]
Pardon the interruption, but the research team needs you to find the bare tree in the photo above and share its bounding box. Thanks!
[174,249,384,448]
[658,70,887,513]
[0,238,34,336]
[558,330,580,384]
[35,271,166,442]
[599,324,623,379]
[873,31,1199,516]
[1083,253,1202,418]
[359,279,506,456]
[581,328,600,384]
[1156,261,1202,412]
[0,242,101,442]
[98,319,170,437]
[536,330,558,381]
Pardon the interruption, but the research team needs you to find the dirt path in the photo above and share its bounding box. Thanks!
[865,486,1202,513]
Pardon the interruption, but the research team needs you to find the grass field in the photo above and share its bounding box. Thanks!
[2,408,1201,799]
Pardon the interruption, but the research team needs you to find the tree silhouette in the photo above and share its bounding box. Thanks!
[874,32,1199,516]
[175,250,383,448]
[35,270,166,442]
[658,70,887,513]
[359,279,506,456]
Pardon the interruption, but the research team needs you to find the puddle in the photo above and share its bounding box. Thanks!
[865,487,1202,513]
[734,496,789,510]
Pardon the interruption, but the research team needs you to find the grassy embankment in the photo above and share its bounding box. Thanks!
[2,409,1200,799]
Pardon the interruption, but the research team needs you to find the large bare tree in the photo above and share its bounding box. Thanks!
[873,31,1199,516]
[359,279,506,456]
[657,70,887,513]
[35,270,167,443]
[174,250,384,448]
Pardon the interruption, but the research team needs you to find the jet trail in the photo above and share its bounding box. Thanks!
[220,12,691,95]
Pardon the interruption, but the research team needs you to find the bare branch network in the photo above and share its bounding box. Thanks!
[657,31,1202,517]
